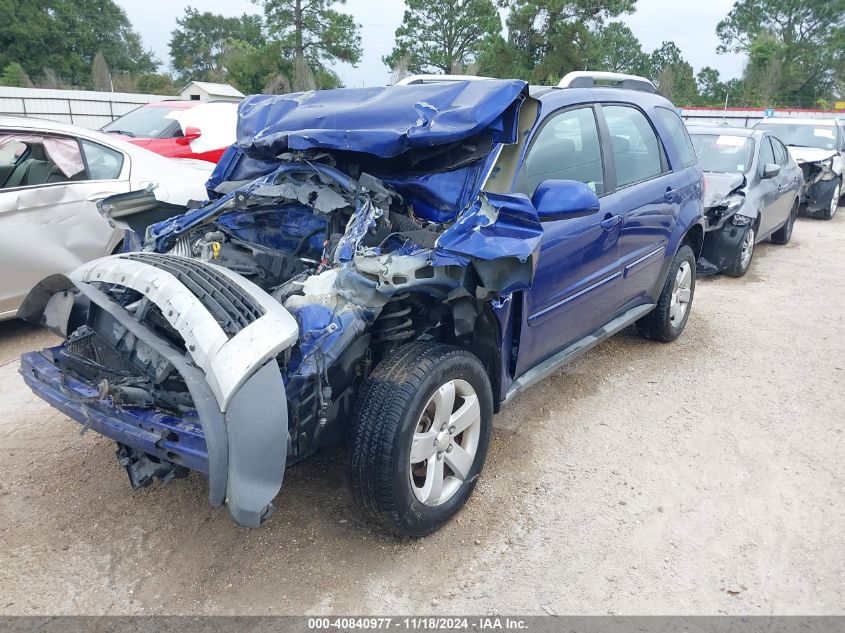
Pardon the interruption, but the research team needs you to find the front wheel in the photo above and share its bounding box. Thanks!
[820,178,841,220]
[350,342,493,537]
[636,244,696,342]
[725,224,755,277]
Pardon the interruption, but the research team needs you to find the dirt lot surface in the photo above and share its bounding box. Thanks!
[0,213,843,616]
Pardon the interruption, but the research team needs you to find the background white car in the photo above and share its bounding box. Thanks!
[0,116,211,320]
[755,117,844,219]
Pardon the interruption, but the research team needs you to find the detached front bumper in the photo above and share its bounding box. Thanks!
[802,177,838,215]
[19,253,299,527]
[697,221,748,275]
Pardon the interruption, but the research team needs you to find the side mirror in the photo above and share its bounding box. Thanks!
[762,163,781,179]
[532,179,600,222]
[177,126,202,145]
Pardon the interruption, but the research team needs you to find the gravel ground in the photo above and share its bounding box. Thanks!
[0,213,843,616]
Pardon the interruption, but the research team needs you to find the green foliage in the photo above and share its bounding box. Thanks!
[648,41,698,104]
[477,0,637,84]
[136,73,178,95]
[695,66,725,105]
[384,0,502,75]
[0,62,33,87]
[584,21,649,75]
[0,0,158,87]
[717,0,845,106]
[169,7,264,85]
[262,0,362,73]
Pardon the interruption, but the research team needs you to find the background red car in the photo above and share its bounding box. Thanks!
[101,100,238,163]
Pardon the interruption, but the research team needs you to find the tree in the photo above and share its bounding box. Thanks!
[740,34,785,106]
[0,62,33,87]
[585,21,649,75]
[648,41,697,104]
[0,0,158,87]
[261,0,362,89]
[477,0,637,84]
[696,66,725,105]
[716,0,845,105]
[169,7,265,84]
[92,52,112,92]
[384,0,502,75]
[136,73,179,95]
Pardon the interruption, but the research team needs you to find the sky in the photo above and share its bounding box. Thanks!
[118,0,747,88]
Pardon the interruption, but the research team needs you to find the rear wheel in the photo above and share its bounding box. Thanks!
[636,244,696,342]
[725,225,755,277]
[350,342,493,537]
[771,200,798,245]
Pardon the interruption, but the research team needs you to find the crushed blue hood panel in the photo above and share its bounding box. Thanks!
[236,80,528,159]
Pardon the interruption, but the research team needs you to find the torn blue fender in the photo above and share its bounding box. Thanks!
[236,80,528,159]
[434,192,544,294]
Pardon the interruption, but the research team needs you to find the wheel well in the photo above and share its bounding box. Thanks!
[682,223,704,259]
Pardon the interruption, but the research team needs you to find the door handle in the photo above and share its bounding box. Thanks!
[664,188,677,202]
[600,214,622,230]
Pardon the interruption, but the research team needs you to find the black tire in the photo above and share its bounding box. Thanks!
[725,224,755,278]
[350,342,493,537]
[771,200,798,245]
[636,244,696,342]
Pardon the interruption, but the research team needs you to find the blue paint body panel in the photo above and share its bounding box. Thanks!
[235,80,527,159]
[20,349,210,474]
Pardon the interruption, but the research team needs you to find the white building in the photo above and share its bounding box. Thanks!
[179,81,244,102]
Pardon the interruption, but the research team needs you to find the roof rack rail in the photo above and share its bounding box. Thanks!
[395,74,493,85]
[558,71,656,93]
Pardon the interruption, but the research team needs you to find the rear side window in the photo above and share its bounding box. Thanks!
[655,107,697,169]
[758,137,776,176]
[602,105,664,187]
[517,106,605,196]
[770,137,788,166]
[80,140,124,180]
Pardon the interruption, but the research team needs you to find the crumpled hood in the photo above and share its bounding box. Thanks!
[703,172,745,208]
[236,79,528,159]
[786,146,837,164]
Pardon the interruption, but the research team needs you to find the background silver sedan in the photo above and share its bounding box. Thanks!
[688,125,804,277]
[0,116,212,320]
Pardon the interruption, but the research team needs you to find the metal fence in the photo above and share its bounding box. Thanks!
[680,107,843,128]
[0,87,178,130]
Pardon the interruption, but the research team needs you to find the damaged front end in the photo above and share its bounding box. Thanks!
[20,79,542,526]
[697,173,753,274]
[795,154,838,215]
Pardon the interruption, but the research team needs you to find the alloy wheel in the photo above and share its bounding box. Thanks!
[670,261,692,325]
[740,227,755,271]
[410,379,482,506]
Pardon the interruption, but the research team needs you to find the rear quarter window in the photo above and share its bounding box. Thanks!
[655,107,697,169]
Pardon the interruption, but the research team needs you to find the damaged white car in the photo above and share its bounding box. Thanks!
[0,116,212,320]
[755,117,843,219]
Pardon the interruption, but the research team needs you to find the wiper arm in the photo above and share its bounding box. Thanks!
[105,129,136,137]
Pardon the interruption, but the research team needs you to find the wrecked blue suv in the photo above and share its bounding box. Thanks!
[19,73,704,536]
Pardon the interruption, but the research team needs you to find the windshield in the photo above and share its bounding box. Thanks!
[690,134,755,174]
[101,106,183,139]
[755,122,837,151]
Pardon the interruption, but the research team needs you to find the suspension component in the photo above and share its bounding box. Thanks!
[372,292,414,345]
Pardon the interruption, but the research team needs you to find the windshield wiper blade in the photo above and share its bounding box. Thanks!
[105,129,136,137]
